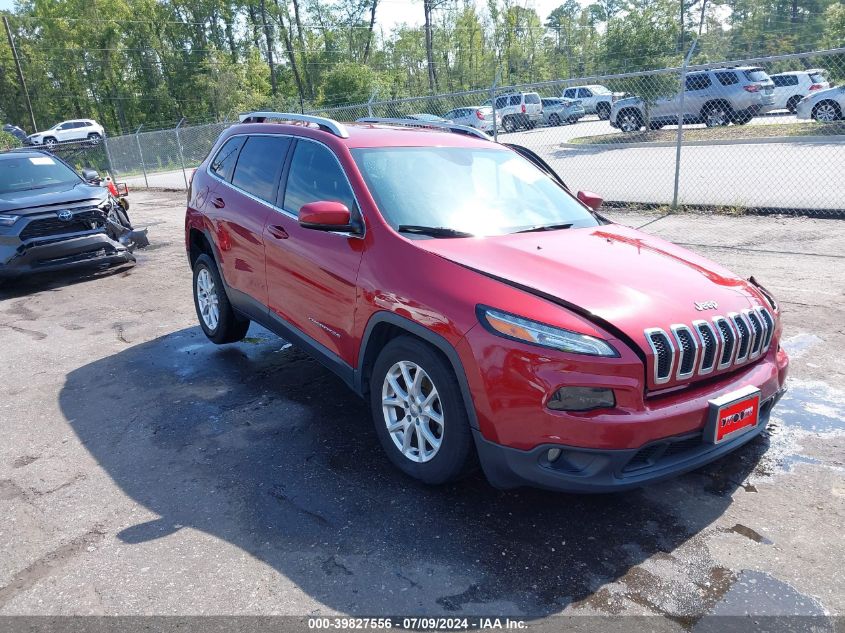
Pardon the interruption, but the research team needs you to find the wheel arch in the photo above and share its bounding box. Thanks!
[356,312,480,430]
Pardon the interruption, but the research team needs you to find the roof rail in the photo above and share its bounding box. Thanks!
[355,117,492,141]
[238,112,349,139]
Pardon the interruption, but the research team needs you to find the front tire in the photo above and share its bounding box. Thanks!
[87,132,102,145]
[43,137,58,149]
[617,109,643,133]
[549,113,561,126]
[192,253,249,344]
[370,336,474,484]
[813,100,841,122]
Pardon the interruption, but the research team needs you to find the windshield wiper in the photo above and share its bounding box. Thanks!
[397,225,474,238]
[514,222,573,234]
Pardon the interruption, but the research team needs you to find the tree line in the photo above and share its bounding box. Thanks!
[0,0,843,134]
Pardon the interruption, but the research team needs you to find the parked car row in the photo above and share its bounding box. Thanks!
[3,119,107,148]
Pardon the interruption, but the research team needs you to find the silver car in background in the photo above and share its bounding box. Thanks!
[541,98,586,126]
[609,66,775,132]
[443,107,500,133]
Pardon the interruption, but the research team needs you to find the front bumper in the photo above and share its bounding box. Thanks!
[475,387,786,493]
[0,232,135,279]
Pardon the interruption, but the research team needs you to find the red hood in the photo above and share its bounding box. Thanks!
[414,223,767,349]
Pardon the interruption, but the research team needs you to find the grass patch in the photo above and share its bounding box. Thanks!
[568,121,845,145]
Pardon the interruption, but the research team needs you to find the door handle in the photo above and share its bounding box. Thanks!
[212,197,225,209]
[267,225,289,240]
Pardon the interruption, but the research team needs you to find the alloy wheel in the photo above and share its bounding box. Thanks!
[705,107,729,127]
[815,103,838,122]
[196,267,220,331]
[619,113,640,132]
[381,360,444,463]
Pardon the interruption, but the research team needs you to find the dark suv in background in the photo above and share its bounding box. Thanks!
[0,149,144,281]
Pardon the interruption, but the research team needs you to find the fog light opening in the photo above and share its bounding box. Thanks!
[547,386,615,412]
[547,448,562,462]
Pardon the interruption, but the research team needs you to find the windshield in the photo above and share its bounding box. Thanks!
[351,147,599,236]
[0,155,80,194]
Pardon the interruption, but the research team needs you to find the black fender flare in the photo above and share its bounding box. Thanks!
[356,312,480,430]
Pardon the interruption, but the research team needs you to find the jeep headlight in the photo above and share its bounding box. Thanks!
[479,307,618,357]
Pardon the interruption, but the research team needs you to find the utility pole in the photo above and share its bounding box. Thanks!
[3,16,37,133]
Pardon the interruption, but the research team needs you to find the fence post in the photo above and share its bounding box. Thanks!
[103,136,117,180]
[672,40,697,209]
[174,117,188,190]
[135,125,148,189]
[367,89,379,117]
[490,70,501,142]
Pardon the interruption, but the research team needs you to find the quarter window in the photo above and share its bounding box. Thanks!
[284,141,356,214]
[231,136,290,203]
[209,136,246,182]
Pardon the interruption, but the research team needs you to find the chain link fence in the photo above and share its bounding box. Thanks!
[104,47,845,217]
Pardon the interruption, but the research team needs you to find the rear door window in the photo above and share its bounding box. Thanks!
[495,96,509,109]
[210,136,246,182]
[716,71,738,86]
[509,95,521,106]
[563,88,576,98]
[686,74,712,91]
[231,135,291,203]
[283,140,356,215]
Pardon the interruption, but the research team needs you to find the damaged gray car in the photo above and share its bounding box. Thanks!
[0,149,148,282]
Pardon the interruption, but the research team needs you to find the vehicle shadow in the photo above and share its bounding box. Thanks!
[0,262,135,300]
[58,326,769,618]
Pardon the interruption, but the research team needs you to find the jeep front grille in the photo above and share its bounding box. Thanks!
[645,306,774,384]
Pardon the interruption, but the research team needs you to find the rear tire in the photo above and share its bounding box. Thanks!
[786,95,802,114]
[596,103,611,120]
[370,336,474,485]
[549,113,562,126]
[502,116,516,133]
[192,253,250,344]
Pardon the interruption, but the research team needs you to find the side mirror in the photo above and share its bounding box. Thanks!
[81,168,100,183]
[298,201,357,233]
[577,190,603,211]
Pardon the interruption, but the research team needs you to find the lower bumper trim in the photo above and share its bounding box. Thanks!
[474,388,785,493]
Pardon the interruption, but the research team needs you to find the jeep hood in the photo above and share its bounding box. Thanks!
[414,223,766,340]
[0,181,106,215]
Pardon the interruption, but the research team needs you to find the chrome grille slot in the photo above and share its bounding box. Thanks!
[730,312,752,363]
[671,325,698,380]
[757,307,775,351]
[744,309,764,359]
[693,320,719,374]
[645,328,674,384]
[713,316,736,369]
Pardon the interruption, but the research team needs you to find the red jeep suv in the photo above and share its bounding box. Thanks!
[185,112,788,492]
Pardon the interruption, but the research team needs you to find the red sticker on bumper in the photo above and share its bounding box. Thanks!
[715,394,760,442]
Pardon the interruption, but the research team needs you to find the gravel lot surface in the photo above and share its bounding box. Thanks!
[0,191,843,628]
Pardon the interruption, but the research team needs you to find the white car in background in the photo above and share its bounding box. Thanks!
[26,119,105,149]
[795,85,845,122]
[770,70,830,113]
[443,106,500,133]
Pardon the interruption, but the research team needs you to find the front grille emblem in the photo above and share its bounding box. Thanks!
[694,300,718,311]
[57,209,74,222]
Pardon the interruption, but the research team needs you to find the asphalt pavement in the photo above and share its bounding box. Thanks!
[0,192,843,627]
